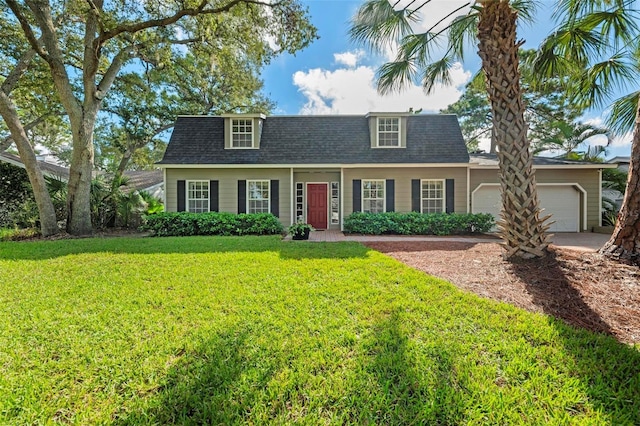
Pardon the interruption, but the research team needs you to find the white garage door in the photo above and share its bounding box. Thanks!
[472,185,580,232]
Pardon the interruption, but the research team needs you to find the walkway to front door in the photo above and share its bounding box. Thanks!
[307,183,328,229]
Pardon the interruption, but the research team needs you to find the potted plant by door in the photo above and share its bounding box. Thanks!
[288,221,314,240]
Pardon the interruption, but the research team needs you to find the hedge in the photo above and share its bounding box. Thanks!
[343,212,494,235]
[140,212,284,237]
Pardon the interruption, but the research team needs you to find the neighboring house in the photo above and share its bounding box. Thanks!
[0,152,164,199]
[158,113,616,233]
[603,156,630,210]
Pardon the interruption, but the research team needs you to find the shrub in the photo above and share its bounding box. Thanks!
[140,212,284,237]
[343,212,494,235]
[0,227,40,242]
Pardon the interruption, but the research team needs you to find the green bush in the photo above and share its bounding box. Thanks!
[343,212,494,235]
[140,212,284,237]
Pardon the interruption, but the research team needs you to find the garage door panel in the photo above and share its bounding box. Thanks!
[472,185,579,232]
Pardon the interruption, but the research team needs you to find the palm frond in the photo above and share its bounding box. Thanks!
[575,53,637,108]
[377,59,417,94]
[421,56,454,94]
[606,91,640,135]
[350,0,415,53]
[510,0,539,24]
[446,12,479,59]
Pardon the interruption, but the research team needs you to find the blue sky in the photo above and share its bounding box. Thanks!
[261,0,632,159]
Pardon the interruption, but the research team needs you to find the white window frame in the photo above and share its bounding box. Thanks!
[421,179,445,214]
[231,118,254,148]
[362,179,386,213]
[187,180,209,213]
[376,117,401,148]
[247,180,270,214]
[330,182,340,225]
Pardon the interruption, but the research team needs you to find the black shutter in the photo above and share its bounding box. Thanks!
[237,180,246,213]
[177,180,186,212]
[209,180,219,212]
[270,180,279,217]
[386,179,395,212]
[411,179,420,212]
[446,179,455,213]
[352,179,361,212]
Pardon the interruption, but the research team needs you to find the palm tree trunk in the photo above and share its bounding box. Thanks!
[599,97,640,264]
[477,0,550,259]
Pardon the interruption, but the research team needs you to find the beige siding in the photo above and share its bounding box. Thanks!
[470,168,601,229]
[343,167,468,216]
[165,168,291,225]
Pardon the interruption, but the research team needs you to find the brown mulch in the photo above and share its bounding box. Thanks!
[364,241,640,345]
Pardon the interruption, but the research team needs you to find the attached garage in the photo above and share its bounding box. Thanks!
[472,184,585,232]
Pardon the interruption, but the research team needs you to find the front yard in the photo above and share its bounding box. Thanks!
[0,236,638,424]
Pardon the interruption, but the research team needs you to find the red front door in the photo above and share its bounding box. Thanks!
[307,184,328,229]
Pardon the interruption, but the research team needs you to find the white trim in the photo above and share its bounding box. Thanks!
[157,163,471,169]
[466,167,470,214]
[290,168,294,225]
[230,118,255,149]
[330,181,340,225]
[306,182,329,229]
[162,168,167,206]
[375,117,401,148]
[470,164,617,170]
[470,183,588,231]
[186,180,210,213]
[246,179,271,214]
[420,179,446,214]
[340,168,344,231]
[598,169,603,227]
[361,179,386,213]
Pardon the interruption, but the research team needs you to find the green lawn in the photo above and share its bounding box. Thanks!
[0,236,638,425]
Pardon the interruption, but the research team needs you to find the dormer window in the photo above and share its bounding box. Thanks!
[377,117,400,147]
[232,119,253,148]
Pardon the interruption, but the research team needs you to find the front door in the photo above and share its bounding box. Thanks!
[307,183,328,229]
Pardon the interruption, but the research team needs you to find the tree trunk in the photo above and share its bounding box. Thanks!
[477,0,550,259]
[0,92,59,236]
[65,116,96,235]
[599,97,640,264]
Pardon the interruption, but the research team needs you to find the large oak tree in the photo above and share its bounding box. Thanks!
[1,0,316,235]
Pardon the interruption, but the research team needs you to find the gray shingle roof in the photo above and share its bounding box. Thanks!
[159,114,470,165]
[469,153,615,167]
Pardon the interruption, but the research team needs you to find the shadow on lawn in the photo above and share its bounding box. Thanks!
[510,253,640,424]
[114,327,273,425]
[0,236,371,261]
[355,310,464,424]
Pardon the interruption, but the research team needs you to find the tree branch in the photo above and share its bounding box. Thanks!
[98,0,278,43]
[95,46,135,100]
[4,0,48,59]
[1,48,37,95]
[0,112,66,153]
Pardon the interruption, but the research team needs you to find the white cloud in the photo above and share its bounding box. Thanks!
[292,62,471,115]
[334,50,365,68]
[584,117,632,147]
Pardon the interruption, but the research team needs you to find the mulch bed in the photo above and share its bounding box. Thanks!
[364,241,640,345]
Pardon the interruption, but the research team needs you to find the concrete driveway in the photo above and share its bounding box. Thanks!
[549,232,611,252]
[306,230,612,252]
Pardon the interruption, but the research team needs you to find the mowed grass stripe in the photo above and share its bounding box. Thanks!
[0,236,638,425]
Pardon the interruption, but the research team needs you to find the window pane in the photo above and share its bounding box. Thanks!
[420,180,444,213]
[248,180,270,214]
[187,181,209,213]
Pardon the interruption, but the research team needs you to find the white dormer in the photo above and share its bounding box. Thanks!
[366,112,410,148]
[222,113,266,149]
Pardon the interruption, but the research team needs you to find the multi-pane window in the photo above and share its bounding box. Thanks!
[377,117,400,147]
[248,180,270,213]
[295,182,304,222]
[362,180,385,213]
[421,180,444,213]
[187,181,209,213]
[331,182,339,225]
[232,119,253,148]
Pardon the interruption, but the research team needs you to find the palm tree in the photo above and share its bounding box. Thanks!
[534,0,640,264]
[351,0,550,259]
[534,121,610,157]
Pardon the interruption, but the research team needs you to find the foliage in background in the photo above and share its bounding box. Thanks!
[441,50,589,153]
[141,212,284,237]
[343,212,494,235]
[0,162,32,227]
